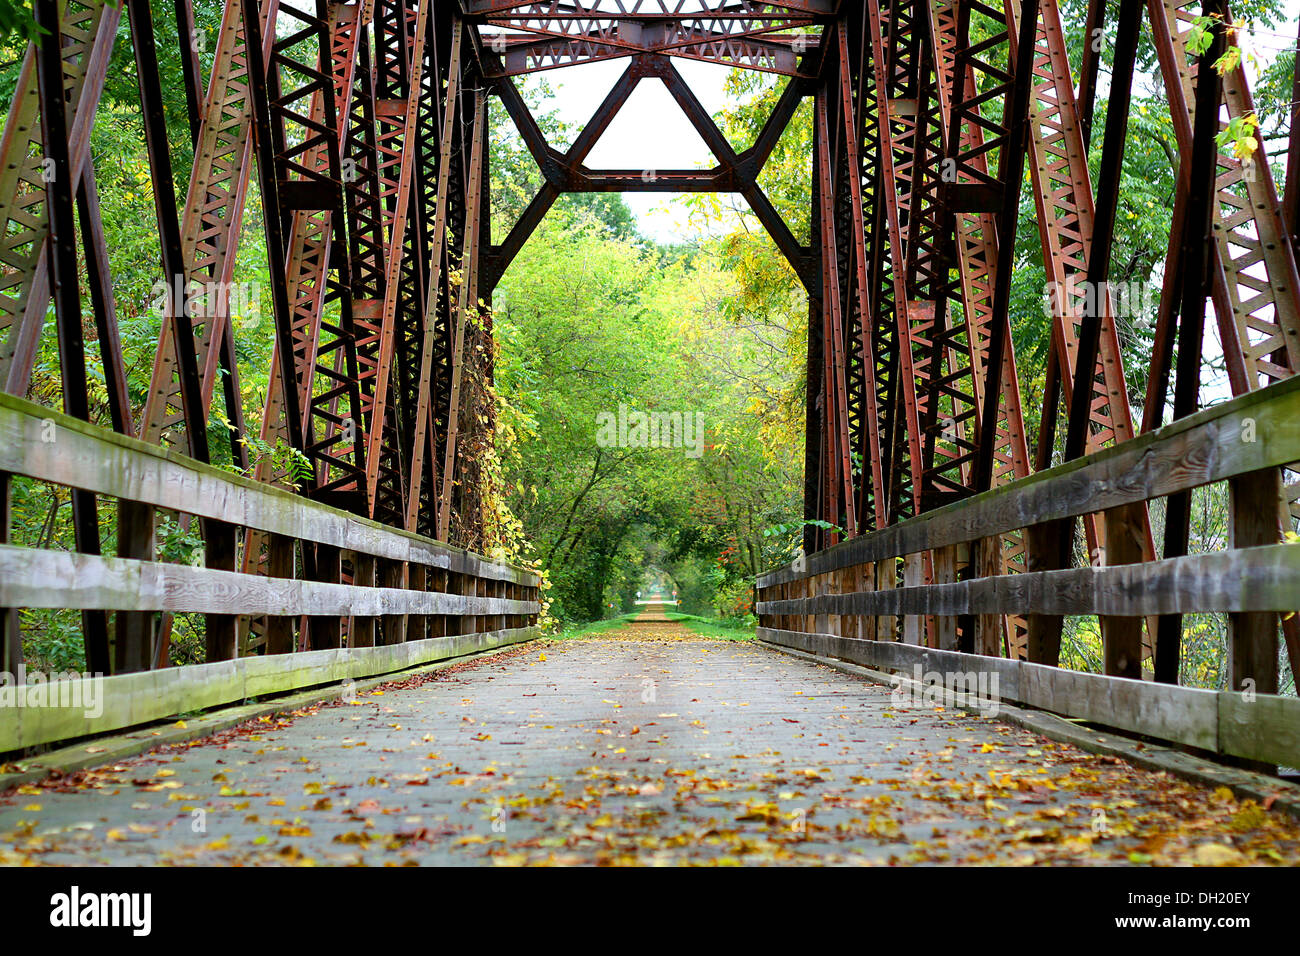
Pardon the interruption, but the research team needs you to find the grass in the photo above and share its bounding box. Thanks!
[547,610,756,641]
[662,612,755,641]
[551,613,639,640]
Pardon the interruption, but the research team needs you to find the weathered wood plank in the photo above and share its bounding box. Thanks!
[0,393,538,587]
[1218,693,1300,768]
[757,374,1300,588]
[0,545,540,618]
[756,544,1300,618]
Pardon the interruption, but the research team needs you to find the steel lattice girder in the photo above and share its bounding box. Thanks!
[484,29,816,76]
[1006,0,1162,665]
[250,0,370,508]
[0,0,119,397]
[1148,0,1300,395]
[139,0,277,454]
[1142,0,1300,679]
[461,1,838,15]
[360,0,436,526]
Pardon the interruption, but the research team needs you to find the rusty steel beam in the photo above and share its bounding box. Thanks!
[362,0,435,521]
[174,0,205,145]
[438,91,488,538]
[139,0,277,451]
[815,89,858,536]
[461,0,838,16]
[866,0,925,526]
[839,13,887,533]
[35,0,110,675]
[1147,2,1300,688]
[0,0,119,398]
[1010,0,1160,667]
[1151,0,1223,685]
[484,11,817,48]
[485,26,817,77]
[1076,0,1105,150]
[252,0,370,508]
[242,0,306,460]
[405,19,465,532]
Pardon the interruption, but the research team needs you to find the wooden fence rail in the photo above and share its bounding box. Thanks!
[0,392,541,754]
[756,374,1300,768]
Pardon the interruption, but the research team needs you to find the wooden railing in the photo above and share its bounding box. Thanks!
[756,375,1300,768]
[0,393,540,754]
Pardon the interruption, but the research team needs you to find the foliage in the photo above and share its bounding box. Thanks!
[491,174,803,624]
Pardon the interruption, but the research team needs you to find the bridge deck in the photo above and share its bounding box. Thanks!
[3,618,1298,866]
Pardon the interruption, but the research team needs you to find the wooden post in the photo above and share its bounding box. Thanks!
[817,571,834,636]
[114,500,156,672]
[1025,522,1063,665]
[803,573,815,634]
[408,565,427,642]
[876,558,896,642]
[204,519,238,661]
[494,577,507,633]
[264,534,297,654]
[0,472,19,675]
[446,572,462,636]
[902,552,923,645]
[379,558,407,644]
[429,568,447,637]
[858,561,875,640]
[1102,506,1144,678]
[310,543,343,649]
[932,545,959,650]
[1229,468,1283,695]
[350,552,377,648]
[975,535,1004,657]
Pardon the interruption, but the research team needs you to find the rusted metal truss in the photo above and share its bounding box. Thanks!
[2,0,1298,682]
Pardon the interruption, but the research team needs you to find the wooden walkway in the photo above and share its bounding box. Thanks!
[3,613,1299,866]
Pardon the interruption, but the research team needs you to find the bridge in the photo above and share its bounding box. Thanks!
[1,0,1300,875]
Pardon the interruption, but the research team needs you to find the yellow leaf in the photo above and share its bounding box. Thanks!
[1192,843,1245,866]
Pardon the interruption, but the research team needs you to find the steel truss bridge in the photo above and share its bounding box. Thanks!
[0,0,1297,774]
